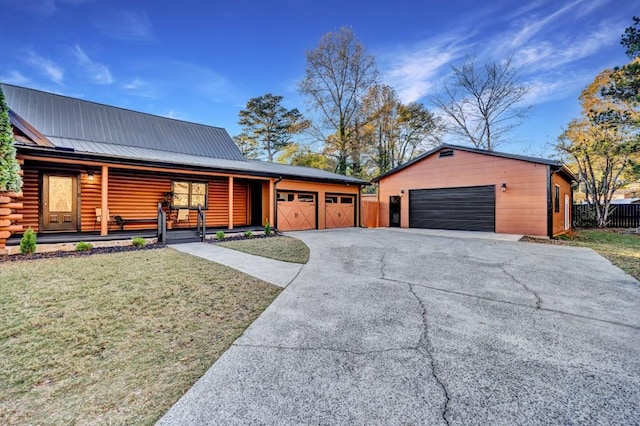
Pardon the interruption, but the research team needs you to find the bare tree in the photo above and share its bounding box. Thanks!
[299,27,378,175]
[430,56,530,151]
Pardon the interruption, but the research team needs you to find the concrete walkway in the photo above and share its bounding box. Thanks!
[160,228,640,425]
[169,242,303,288]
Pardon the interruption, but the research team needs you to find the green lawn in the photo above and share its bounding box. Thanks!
[218,235,310,264]
[0,248,281,425]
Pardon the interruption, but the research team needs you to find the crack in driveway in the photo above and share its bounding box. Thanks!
[500,257,543,309]
[408,283,451,426]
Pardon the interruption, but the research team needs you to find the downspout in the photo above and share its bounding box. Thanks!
[273,176,282,230]
[547,166,553,238]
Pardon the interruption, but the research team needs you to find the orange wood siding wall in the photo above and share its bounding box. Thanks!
[277,180,360,230]
[233,181,249,226]
[20,167,40,232]
[208,178,228,227]
[378,150,549,236]
[552,172,572,236]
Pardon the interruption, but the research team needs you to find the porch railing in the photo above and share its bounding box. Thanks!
[197,205,206,242]
[157,202,167,244]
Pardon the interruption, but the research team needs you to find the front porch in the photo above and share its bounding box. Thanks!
[6,225,265,253]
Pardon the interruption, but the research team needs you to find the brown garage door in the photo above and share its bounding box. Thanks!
[277,192,316,231]
[326,194,355,228]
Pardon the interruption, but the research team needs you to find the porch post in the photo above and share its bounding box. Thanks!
[269,178,275,227]
[228,176,234,230]
[100,165,109,236]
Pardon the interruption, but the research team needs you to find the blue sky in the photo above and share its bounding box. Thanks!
[0,0,635,157]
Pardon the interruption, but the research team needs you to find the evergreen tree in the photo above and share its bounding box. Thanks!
[0,86,22,192]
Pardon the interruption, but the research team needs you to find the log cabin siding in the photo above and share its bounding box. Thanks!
[20,167,40,232]
[208,178,228,227]
[233,181,249,226]
[378,149,550,236]
[80,171,104,232]
[106,170,170,231]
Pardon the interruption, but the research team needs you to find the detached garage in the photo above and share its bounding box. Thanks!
[373,144,576,237]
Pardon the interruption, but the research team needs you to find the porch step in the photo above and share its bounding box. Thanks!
[165,229,202,245]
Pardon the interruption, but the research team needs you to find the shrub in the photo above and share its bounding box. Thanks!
[19,227,37,255]
[243,230,253,238]
[132,237,146,247]
[264,219,271,236]
[215,231,225,240]
[75,241,93,251]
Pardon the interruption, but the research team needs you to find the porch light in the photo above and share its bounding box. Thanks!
[400,189,405,196]
[88,171,94,181]
[501,182,507,192]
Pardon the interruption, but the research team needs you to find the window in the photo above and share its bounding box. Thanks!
[340,196,353,204]
[172,181,208,209]
[326,196,338,204]
[277,192,295,202]
[554,185,560,213]
[298,194,315,203]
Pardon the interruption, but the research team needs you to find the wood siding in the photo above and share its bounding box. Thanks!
[552,172,572,236]
[233,181,249,226]
[21,167,40,232]
[378,150,550,236]
[277,180,360,230]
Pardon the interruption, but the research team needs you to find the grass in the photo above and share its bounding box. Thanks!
[0,248,281,425]
[532,229,640,281]
[218,236,309,264]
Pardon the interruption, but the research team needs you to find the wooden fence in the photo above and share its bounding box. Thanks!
[573,204,640,228]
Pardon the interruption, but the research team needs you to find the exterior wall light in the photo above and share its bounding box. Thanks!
[501,182,507,192]
[88,171,94,181]
[400,189,405,196]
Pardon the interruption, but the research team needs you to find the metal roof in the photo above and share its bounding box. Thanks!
[3,84,367,185]
[372,143,573,182]
[21,139,366,184]
[2,83,245,161]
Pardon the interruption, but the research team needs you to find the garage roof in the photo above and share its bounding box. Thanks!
[372,144,576,182]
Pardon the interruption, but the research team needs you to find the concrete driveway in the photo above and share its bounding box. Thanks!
[159,228,640,425]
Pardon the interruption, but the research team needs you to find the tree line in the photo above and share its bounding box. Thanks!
[234,27,529,181]
[556,17,640,227]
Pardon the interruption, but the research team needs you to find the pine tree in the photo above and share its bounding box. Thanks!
[0,86,22,192]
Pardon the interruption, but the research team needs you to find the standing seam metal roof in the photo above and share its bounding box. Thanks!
[2,83,245,161]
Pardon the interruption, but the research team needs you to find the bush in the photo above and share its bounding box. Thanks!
[215,231,225,240]
[264,219,271,236]
[19,227,37,254]
[243,230,253,238]
[132,237,146,247]
[75,241,93,251]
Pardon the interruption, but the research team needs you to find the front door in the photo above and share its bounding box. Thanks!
[389,196,401,227]
[42,173,79,232]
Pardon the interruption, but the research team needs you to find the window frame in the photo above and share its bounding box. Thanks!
[171,180,208,209]
[554,185,560,213]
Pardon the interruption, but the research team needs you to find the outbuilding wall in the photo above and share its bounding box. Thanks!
[377,149,550,236]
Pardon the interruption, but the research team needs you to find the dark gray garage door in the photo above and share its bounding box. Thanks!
[409,185,495,232]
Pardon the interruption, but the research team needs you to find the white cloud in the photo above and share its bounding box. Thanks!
[0,70,32,86]
[72,45,114,84]
[508,0,583,49]
[122,78,158,98]
[26,50,64,84]
[94,10,154,41]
